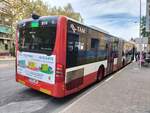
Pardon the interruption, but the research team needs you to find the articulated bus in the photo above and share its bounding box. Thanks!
[16,16,135,98]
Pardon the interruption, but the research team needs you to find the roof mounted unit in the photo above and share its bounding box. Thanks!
[31,12,40,20]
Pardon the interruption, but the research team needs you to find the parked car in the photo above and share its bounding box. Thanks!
[145,52,150,63]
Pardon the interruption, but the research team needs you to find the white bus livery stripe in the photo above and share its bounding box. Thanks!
[65,60,107,83]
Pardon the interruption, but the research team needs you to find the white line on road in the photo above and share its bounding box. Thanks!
[0,64,9,68]
[105,76,114,82]
[0,100,48,113]
[0,64,14,69]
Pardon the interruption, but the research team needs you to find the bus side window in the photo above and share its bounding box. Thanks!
[67,33,79,68]
[86,38,99,63]
[106,43,108,49]
[67,33,88,68]
[91,38,99,49]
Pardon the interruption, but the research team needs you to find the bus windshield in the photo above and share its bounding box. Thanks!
[18,26,56,55]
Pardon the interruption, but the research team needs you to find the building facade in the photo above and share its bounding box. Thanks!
[133,37,150,52]
[0,1,14,56]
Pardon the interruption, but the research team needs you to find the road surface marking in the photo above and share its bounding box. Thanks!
[0,64,14,69]
[0,64,9,68]
[0,100,47,113]
[105,76,114,82]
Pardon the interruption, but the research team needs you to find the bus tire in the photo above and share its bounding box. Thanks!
[97,66,105,82]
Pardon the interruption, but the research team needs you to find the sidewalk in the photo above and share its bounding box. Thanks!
[0,56,15,61]
[60,62,150,113]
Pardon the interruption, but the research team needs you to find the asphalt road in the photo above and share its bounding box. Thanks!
[0,60,106,113]
[2,61,147,113]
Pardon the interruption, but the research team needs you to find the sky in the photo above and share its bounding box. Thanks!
[44,0,146,40]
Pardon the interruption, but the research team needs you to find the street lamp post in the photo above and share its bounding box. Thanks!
[139,0,142,68]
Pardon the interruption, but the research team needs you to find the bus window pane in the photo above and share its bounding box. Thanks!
[67,33,79,68]
[18,26,56,55]
[91,38,99,49]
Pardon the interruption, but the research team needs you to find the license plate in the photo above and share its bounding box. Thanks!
[29,78,38,84]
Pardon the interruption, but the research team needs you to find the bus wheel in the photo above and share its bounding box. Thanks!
[97,66,104,82]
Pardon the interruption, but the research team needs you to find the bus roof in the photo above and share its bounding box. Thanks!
[18,16,58,25]
[18,15,127,42]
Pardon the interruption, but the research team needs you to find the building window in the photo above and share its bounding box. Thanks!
[5,44,8,50]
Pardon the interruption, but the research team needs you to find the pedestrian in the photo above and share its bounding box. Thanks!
[135,52,139,61]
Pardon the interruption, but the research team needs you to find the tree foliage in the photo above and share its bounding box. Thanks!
[1,0,83,37]
[141,16,150,37]
[50,3,83,22]
[1,0,83,23]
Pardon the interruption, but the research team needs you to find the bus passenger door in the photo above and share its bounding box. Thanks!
[106,41,114,74]
[118,40,123,68]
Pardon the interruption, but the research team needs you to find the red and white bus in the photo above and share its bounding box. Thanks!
[16,16,135,98]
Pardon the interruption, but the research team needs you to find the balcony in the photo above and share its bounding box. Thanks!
[0,24,12,34]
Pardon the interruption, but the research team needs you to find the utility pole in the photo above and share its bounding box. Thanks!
[139,0,142,68]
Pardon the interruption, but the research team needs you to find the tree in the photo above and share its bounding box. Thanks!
[141,16,150,37]
[3,0,83,27]
[1,0,32,36]
[50,3,83,22]
[1,0,83,38]
[24,0,50,18]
